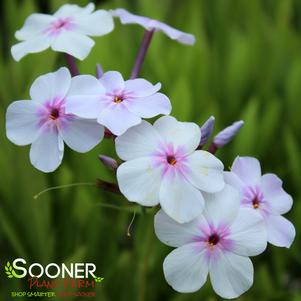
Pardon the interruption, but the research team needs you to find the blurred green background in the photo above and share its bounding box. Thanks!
[0,0,300,300]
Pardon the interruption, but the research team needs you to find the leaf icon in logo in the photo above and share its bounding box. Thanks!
[5,262,14,278]
[94,276,104,283]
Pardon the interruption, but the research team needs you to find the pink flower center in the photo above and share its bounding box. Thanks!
[49,108,60,120]
[38,98,74,132]
[208,233,220,246]
[166,155,177,166]
[113,96,124,103]
[45,17,75,36]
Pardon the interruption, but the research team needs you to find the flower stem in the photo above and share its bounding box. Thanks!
[208,143,218,154]
[96,179,121,194]
[64,53,80,76]
[130,29,155,79]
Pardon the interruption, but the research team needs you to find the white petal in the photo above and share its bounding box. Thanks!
[229,208,267,256]
[30,67,71,103]
[154,116,201,155]
[203,184,240,228]
[15,14,55,40]
[124,79,161,97]
[97,104,141,136]
[127,93,171,118]
[163,243,209,293]
[185,150,224,193]
[261,173,293,215]
[224,171,245,194]
[160,172,205,223]
[51,31,94,60]
[68,75,105,96]
[60,118,104,153]
[266,215,295,248]
[11,37,51,61]
[65,75,106,118]
[98,71,125,92]
[209,251,253,299]
[154,209,202,247]
[231,156,262,186]
[30,131,64,172]
[54,3,95,18]
[76,10,114,36]
[115,120,162,160]
[6,100,41,145]
[117,157,161,206]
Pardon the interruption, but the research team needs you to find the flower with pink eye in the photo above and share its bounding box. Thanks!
[11,3,114,61]
[6,67,104,172]
[115,116,225,223]
[225,156,295,248]
[154,185,267,299]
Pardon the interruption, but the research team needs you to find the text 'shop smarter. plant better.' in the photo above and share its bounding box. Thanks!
[6,3,296,299]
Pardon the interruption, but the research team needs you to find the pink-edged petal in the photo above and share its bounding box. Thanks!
[203,184,240,228]
[97,104,141,136]
[75,10,114,36]
[261,174,293,215]
[266,215,295,248]
[124,79,161,97]
[231,156,262,186]
[163,242,209,293]
[60,118,104,153]
[115,120,162,160]
[15,14,55,40]
[98,71,125,92]
[127,93,171,118]
[117,157,161,206]
[209,251,253,299]
[229,208,267,256]
[54,3,95,18]
[30,67,71,104]
[51,31,94,60]
[30,131,64,172]
[154,209,203,247]
[154,116,201,155]
[6,100,42,145]
[11,37,51,61]
[185,150,224,193]
[160,172,205,223]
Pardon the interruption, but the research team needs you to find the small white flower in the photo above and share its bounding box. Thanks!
[155,185,267,299]
[225,156,296,248]
[116,116,224,223]
[11,3,114,61]
[65,70,171,136]
[6,67,104,172]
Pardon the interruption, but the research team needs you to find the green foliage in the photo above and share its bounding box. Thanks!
[0,0,300,300]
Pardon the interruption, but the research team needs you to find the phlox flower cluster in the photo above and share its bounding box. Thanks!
[6,3,295,299]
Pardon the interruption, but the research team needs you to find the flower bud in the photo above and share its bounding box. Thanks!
[213,120,244,148]
[98,155,118,170]
[96,64,104,79]
[199,116,215,147]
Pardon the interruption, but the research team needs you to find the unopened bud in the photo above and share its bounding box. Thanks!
[98,155,118,170]
[213,120,244,148]
[199,116,215,147]
[96,64,104,79]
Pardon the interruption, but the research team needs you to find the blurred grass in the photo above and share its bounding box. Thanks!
[0,0,300,300]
